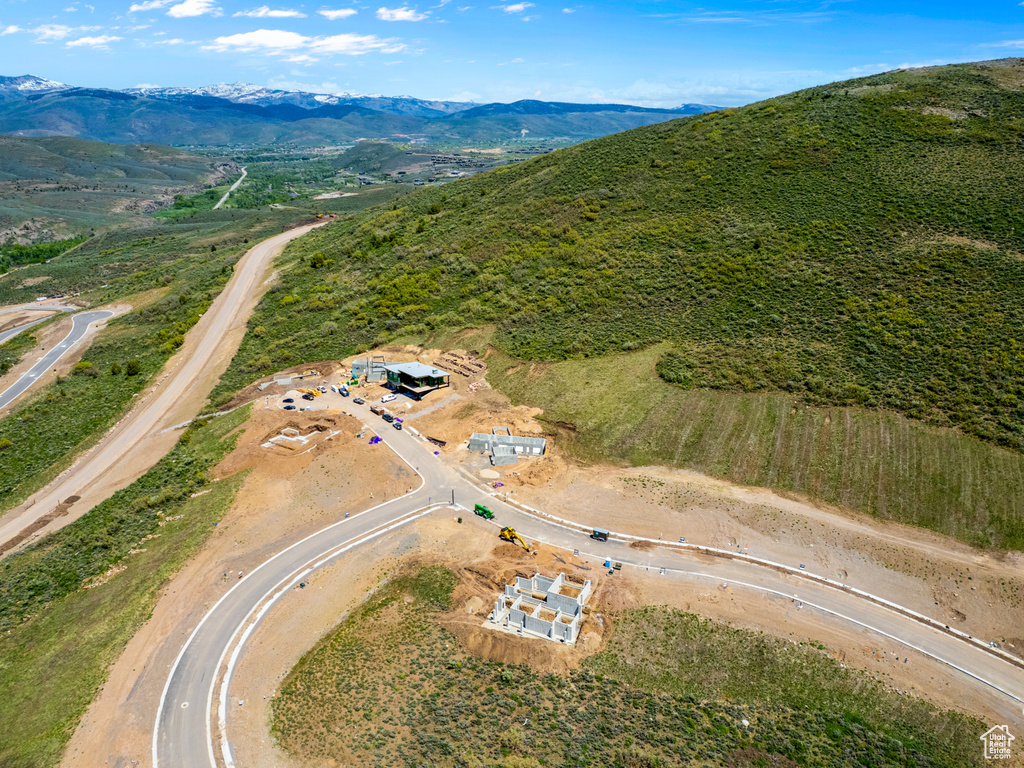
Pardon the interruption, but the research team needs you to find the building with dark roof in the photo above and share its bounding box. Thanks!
[383,362,451,399]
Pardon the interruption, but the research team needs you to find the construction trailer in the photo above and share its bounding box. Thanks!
[383,362,451,399]
[490,573,592,644]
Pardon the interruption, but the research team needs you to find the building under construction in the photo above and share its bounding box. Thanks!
[383,362,451,399]
[468,427,546,466]
[489,572,592,644]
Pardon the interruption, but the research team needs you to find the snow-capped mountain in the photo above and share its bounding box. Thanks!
[0,73,720,146]
[125,82,367,108]
[0,75,70,102]
[124,82,468,117]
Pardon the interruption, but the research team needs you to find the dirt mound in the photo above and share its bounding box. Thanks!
[215,408,359,478]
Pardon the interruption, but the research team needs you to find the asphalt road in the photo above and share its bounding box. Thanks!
[213,168,247,210]
[0,314,51,345]
[0,223,324,555]
[154,399,1024,768]
[0,309,113,410]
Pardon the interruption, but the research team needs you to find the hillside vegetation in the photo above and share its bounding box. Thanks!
[0,135,233,241]
[216,60,1024,543]
[272,566,981,768]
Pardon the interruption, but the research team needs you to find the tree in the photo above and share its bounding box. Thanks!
[125,360,141,376]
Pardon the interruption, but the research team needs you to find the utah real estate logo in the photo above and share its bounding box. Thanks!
[980,725,1014,760]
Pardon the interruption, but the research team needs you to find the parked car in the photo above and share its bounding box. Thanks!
[282,398,294,403]
[302,393,315,401]
[284,405,296,410]
[381,393,397,403]
[382,413,395,423]
[393,421,403,430]
[353,397,365,405]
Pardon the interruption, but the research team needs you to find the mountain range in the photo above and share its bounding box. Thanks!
[0,75,720,147]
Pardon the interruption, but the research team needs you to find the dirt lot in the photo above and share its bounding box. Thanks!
[61,406,412,768]
[0,308,58,332]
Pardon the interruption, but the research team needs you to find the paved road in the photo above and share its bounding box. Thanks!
[0,303,79,345]
[0,315,52,345]
[0,310,113,410]
[0,222,324,555]
[154,399,1024,768]
[213,168,247,210]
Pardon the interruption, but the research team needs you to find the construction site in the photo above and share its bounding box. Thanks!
[64,338,1024,768]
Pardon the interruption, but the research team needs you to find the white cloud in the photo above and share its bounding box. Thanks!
[988,39,1024,48]
[203,28,404,56]
[234,5,306,17]
[129,0,172,11]
[66,33,122,48]
[499,2,532,12]
[1,25,22,35]
[318,8,357,19]
[33,24,80,39]
[313,32,405,53]
[844,62,890,75]
[167,0,220,17]
[561,7,574,12]
[154,37,187,43]
[376,6,428,20]
[204,28,308,51]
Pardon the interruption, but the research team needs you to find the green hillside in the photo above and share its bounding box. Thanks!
[217,60,1024,543]
[0,135,233,241]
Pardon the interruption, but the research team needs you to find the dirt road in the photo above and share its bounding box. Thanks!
[0,220,326,555]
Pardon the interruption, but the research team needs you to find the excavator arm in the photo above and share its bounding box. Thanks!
[499,527,530,551]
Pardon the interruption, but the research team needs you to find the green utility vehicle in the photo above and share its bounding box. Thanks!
[474,504,494,519]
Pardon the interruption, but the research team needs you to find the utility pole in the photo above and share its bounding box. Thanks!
[451,488,455,506]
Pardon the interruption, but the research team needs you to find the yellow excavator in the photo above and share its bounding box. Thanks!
[499,527,530,551]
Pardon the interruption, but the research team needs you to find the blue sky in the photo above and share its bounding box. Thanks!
[1,0,1022,106]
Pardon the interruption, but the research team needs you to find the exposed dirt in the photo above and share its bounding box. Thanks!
[978,57,1024,91]
[61,404,411,768]
[0,308,57,330]
[0,223,325,554]
[225,519,1014,768]
[62,340,1024,766]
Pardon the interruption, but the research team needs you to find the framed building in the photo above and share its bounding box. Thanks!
[383,362,451,399]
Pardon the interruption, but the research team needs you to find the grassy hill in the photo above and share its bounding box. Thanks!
[214,59,1024,545]
[0,135,234,242]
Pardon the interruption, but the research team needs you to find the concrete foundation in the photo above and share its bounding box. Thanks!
[468,427,546,466]
[488,573,591,644]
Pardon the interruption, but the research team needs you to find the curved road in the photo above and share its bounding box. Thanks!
[0,303,80,345]
[0,221,325,555]
[0,310,113,410]
[0,314,52,345]
[154,399,1024,768]
[213,168,247,210]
